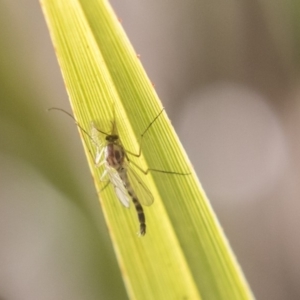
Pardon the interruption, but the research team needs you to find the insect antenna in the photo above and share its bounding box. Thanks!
[47,107,97,147]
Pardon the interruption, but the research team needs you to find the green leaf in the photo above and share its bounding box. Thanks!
[40,0,254,299]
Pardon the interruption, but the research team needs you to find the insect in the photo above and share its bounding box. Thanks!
[90,110,165,236]
[49,107,188,236]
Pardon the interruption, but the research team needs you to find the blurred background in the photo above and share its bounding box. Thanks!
[1,0,300,299]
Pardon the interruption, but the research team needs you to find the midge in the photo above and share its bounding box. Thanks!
[49,107,188,236]
[90,111,162,236]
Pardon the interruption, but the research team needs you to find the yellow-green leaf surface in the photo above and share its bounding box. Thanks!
[40,1,254,299]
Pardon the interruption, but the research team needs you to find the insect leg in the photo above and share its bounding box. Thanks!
[99,180,110,192]
[129,160,191,176]
[124,109,165,158]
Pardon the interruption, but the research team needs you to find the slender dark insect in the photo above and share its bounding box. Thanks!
[90,112,164,236]
[49,107,188,236]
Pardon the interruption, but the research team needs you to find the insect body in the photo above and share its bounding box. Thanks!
[48,107,187,236]
[92,122,154,236]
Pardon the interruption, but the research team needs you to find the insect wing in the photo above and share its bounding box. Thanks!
[90,123,106,166]
[127,165,154,206]
[106,167,130,208]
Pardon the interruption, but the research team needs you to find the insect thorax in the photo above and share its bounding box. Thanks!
[105,142,125,169]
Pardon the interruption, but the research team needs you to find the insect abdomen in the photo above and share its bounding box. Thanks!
[120,169,146,236]
[128,191,146,236]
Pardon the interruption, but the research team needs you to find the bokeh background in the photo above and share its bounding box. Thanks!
[1,0,300,299]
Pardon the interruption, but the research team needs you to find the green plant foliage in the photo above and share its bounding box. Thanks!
[40,0,254,299]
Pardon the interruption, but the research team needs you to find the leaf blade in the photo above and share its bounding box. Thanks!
[40,0,254,299]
